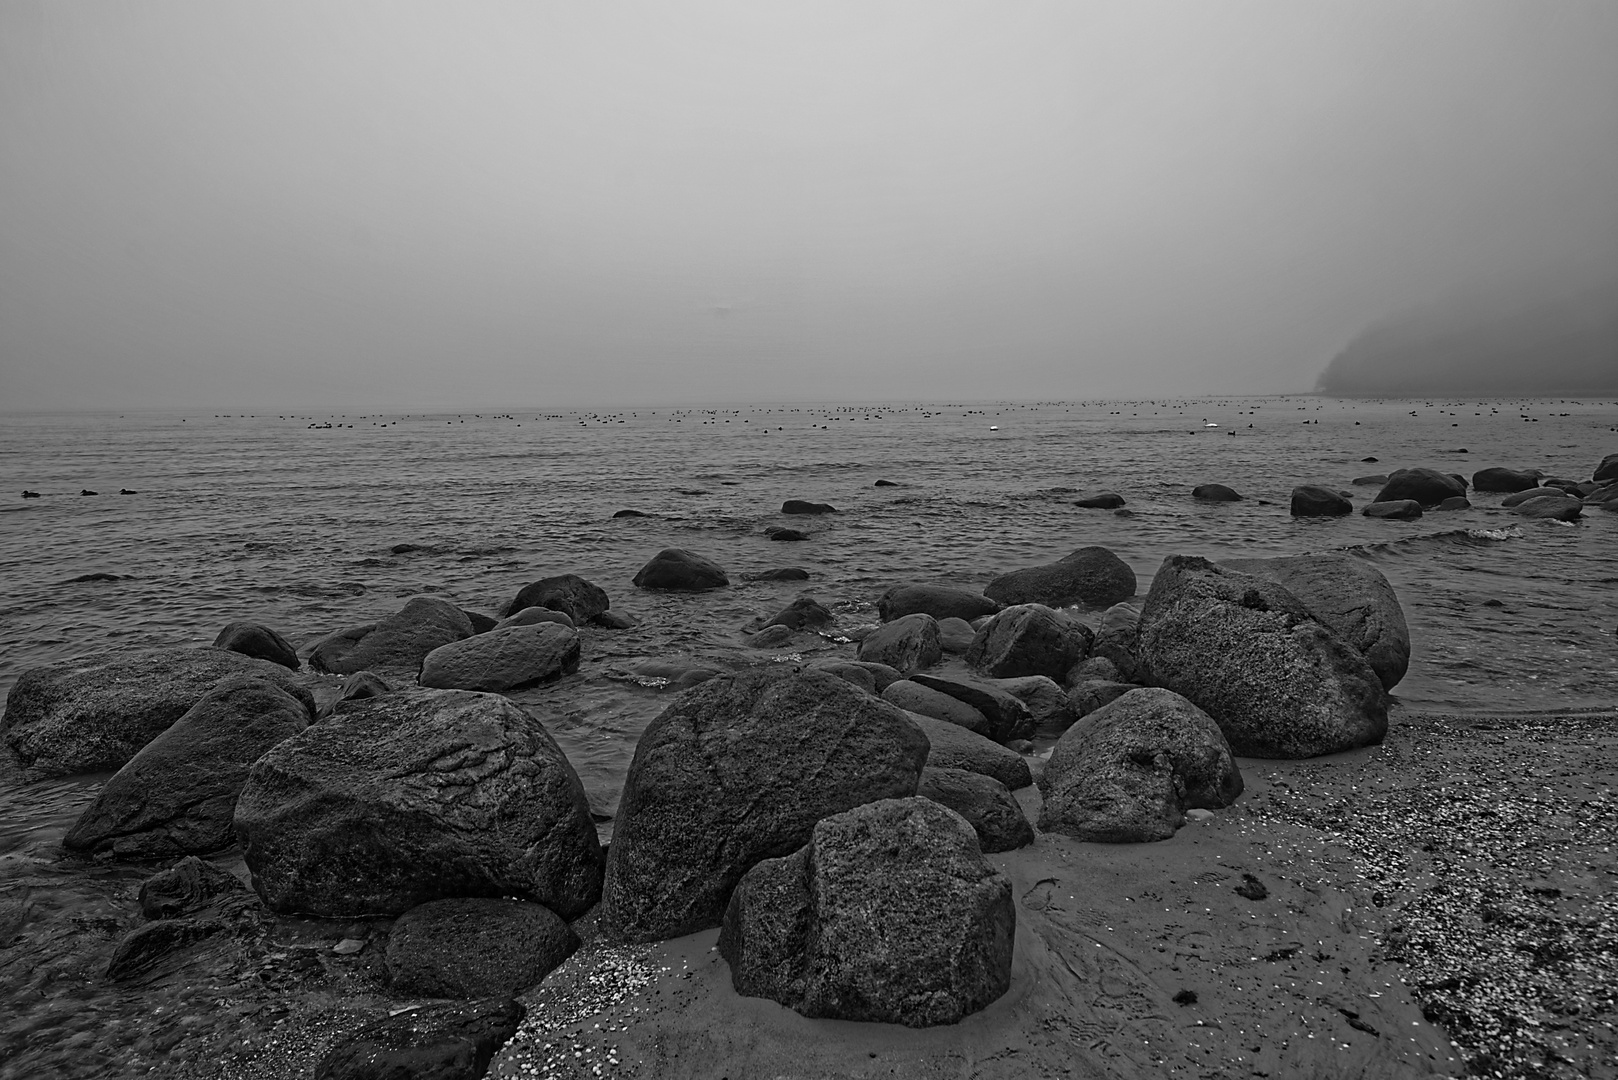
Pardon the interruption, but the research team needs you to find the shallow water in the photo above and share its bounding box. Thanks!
[1,395,1616,1074]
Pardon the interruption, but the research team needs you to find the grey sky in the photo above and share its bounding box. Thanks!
[2,1,1614,410]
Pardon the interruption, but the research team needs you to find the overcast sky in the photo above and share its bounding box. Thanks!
[2,1,1614,410]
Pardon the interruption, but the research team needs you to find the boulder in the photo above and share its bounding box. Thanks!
[1593,452,1618,484]
[1289,485,1352,517]
[989,675,1072,732]
[63,676,313,859]
[1089,602,1143,682]
[808,659,903,694]
[917,767,1033,852]
[881,680,993,737]
[613,509,648,518]
[139,857,251,920]
[782,500,836,515]
[1038,687,1243,842]
[1373,468,1466,507]
[418,623,581,693]
[1073,491,1125,509]
[762,597,833,631]
[1501,486,1573,507]
[464,611,499,635]
[495,606,575,630]
[876,584,998,623]
[385,897,578,999]
[631,548,729,591]
[966,604,1091,681]
[309,597,475,675]
[1472,467,1544,493]
[1068,679,1139,720]
[1434,496,1472,511]
[808,663,876,694]
[2,646,312,778]
[936,617,977,655]
[599,668,929,943]
[1192,484,1243,502]
[1135,556,1387,758]
[319,670,393,718]
[314,998,524,1080]
[909,673,1035,744]
[1066,656,1120,684]
[764,527,809,541]
[1350,474,1389,486]
[234,689,602,918]
[856,613,942,675]
[903,713,1031,790]
[1511,495,1583,521]
[749,625,801,649]
[1363,500,1423,520]
[212,622,300,670]
[740,567,810,582]
[503,574,609,623]
[982,546,1136,609]
[719,797,1014,1027]
[1220,553,1410,691]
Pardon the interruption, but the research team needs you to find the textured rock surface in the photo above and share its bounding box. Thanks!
[762,596,834,631]
[1472,467,1544,493]
[418,623,580,692]
[599,668,929,944]
[1501,486,1571,507]
[385,897,578,999]
[1068,679,1140,720]
[1290,485,1352,517]
[631,548,729,591]
[982,546,1136,609]
[966,603,1092,681]
[138,857,252,920]
[1136,556,1387,758]
[308,596,475,676]
[1363,499,1424,520]
[880,680,993,737]
[903,712,1032,791]
[314,998,525,1080]
[212,621,300,670]
[63,676,313,858]
[1511,495,1583,521]
[987,675,1072,732]
[876,584,998,623]
[917,767,1033,852]
[1221,553,1411,692]
[1089,602,1144,683]
[502,573,609,623]
[1373,468,1467,507]
[856,613,942,675]
[909,673,1035,744]
[2,646,312,778]
[235,689,602,918]
[719,797,1014,1027]
[1038,688,1243,842]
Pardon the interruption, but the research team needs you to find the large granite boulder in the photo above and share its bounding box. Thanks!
[1373,468,1467,507]
[308,596,475,675]
[1038,688,1243,843]
[903,713,1031,790]
[1511,495,1583,521]
[876,584,999,623]
[1136,556,1387,758]
[719,797,1014,1027]
[2,646,312,778]
[599,668,929,944]
[1290,485,1352,517]
[1221,553,1410,691]
[909,673,1034,743]
[983,546,1136,609]
[856,613,942,675]
[881,680,993,737]
[966,603,1092,681]
[314,998,525,1080]
[917,767,1033,852]
[234,689,602,918]
[63,676,313,859]
[212,622,300,670]
[631,548,729,591]
[502,573,609,623]
[418,623,580,692]
[385,897,578,1000]
[1472,467,1544,493]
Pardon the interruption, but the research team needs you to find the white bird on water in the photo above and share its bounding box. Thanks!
[989,425,999,431]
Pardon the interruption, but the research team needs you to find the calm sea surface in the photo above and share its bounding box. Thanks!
[1,395,1616,1076]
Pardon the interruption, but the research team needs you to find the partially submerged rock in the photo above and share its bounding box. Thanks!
[418,623,580,692]
[876,584,998,623]
[631,548,729,591]
[502,574,609,623]
[1373,468,1467,507]
[1290,485,1352,517]
[308,596,475,675]
[983,546,1136,609]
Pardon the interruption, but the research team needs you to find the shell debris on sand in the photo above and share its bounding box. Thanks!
[1245,708,1618,1080]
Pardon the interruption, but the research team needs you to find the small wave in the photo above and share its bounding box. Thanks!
[1336,525,1525,558]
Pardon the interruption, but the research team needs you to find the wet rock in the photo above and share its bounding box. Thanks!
[1089,602,1143,682]
[874,479,899,487]
[1373,468,1467,507]
[967,603,1092,681]
[385,897,578,999]
[600,668,928,943]
[782,499,836,515]
[1136,556,1387,758]
[903,713,1031,790]
[309,597,475,676]
[740,567,811,582]
[1290,485,1352,517]
[809,659,903,694]
[876,584,999,623]
[917,767,1033,852]
[624,659,724,688]
[983,546,1136,609]
[1472,467,1544,493]
[503,573,609,624]
[1591,452,1618,483]
[1501,486,1574,507]
[418,623,581,693]
[2,646,312,778]
[749,625,799,648]
[1351,474,1389,486]
[212,622,300,671]
[494,606,575,630]
[1192,484,1243,502]
[1038,687,1243,843]
[235,689,603,918]
[857,613,942,675]
[762,596,833,631]
[881,680,994,737]
[63,676,313,859]
[719,797,1014,1027]
[1363,499,1424,520]
[936,617,977,655]
[1073,491,1125,509]
[591,609,638,629]
[989,675,1072,732]
[1511,495,1583,521]
[461,610,498,634]
[631,548,729,591]
[139,857,251,920]
[1220,553,1411,691]
[1434,496,1472,511]
[908,673,1034,744]
[1068,679,1140,719]
[764,527,809,541]
[612,509,648,518]
[106,917,230,982]
[320,671,393,718]
[314,998,525,1080]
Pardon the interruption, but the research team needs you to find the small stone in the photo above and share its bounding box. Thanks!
[333,938,365,955]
